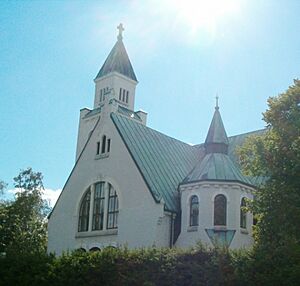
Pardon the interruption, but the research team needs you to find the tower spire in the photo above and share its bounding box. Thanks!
[117,23,124,41]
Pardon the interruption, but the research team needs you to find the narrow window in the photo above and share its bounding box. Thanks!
[126,91,129,103]
[122,89,126,102]
[107,139,111,153]
[214,194,227,226]
[101,135,106,154]
[92,182,105,230]
[240,198,247,228]
[107,184,119,229]
[96,142,100,155]
[119,88,122,100]
[78,189,91,232]
[100,89,103,102]
[190,195,199,226]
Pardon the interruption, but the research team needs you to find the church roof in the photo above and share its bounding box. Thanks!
[182,153,253,186]
[95,38,137,82]
[111,113,201,212]
[111,111,264,213]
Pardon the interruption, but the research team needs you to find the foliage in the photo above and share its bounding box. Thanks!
[0,168,50,256]
[237,80,300,285]
[0,245,239,286]
[238,79,300,245]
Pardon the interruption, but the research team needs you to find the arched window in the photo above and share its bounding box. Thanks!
[101,135,106,154]
[78,182,119,233]
[107,184,119,229]
[89,247,100,252]
[189,195,199,226]
[92,182,105,230]
[78,189,91,232]
[240,198,247,228]
[214,194,227,226]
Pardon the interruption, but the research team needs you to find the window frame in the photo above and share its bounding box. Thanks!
[92,182,105,231]
[106,184,119,229]
[78,188,91,232]
[214,194,227,226]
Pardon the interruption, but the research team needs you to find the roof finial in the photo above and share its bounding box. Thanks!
[117,23,124,41]
[215,94,219,110]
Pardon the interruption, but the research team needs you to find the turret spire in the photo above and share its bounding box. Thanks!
[204,99,229,154]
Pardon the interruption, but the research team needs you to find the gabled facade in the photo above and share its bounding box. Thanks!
[48,25,259,255]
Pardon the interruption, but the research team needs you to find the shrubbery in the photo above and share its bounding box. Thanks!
[2,243,299,286]
[0,245,236,286]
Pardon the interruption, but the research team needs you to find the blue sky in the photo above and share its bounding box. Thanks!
[0,0,299,200]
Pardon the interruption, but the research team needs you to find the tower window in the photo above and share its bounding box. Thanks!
[122,89,125,102]
[190,195,199,226]
[214,194,227,226]
[126,91,129,103]
[100,89,103,102]
[119,88,122,100]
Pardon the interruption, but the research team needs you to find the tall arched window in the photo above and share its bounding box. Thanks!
[92,182,105,230]
[240,198,247,228]
[78,189,91,232]
[214,194,227,226]
[78,182,119,232]
[190,195,199,226]
[107,184,119,229]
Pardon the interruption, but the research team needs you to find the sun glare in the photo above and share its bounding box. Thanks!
[161,0,240,38]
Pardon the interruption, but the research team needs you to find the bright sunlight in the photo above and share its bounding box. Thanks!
[161,0,240,37]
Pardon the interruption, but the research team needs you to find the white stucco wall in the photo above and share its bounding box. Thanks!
[175,182,254,249]
[48,112,170,255]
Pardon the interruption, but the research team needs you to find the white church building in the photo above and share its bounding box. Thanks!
[48,25,261,255]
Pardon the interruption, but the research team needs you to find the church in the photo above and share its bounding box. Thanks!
[48,24,261,255]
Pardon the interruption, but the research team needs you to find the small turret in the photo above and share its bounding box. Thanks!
[204,97,229,154]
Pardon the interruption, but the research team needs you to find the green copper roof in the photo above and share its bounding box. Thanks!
[95,39,137,82]
[182,153,253,186]
[111,113,200,212]
[205,107,229,148]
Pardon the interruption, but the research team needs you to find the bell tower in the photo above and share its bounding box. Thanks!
[93,24,138,111]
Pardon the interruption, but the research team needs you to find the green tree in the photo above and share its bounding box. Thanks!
[0,168,50,256]
[239,79,300,246]
[237,80,300,285]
